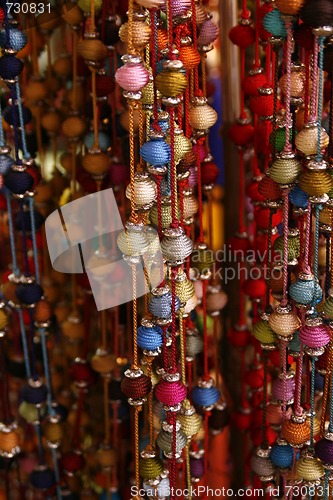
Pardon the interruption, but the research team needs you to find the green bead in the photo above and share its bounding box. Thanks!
[19,401,39,423]
[273,232,300,262]
[270,127,295,153]
[253,319,277,345]
[139,456,164,480]
[323,296,333,319]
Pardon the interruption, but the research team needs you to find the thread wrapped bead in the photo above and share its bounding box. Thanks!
[315,438,333,465]
[121,367,152,403]
[139,447,164,480]
[137,321,163,352]
[4,169,34,194]
[155,372,187,407]
[274,228,300,264]
[168,126,192,164]
[15,282,43,305]
[0,28,27,52]
[298,161,333,197]
[289,273,322,305]
[269,152,302,185]
[289,185,309,209]
[229,22,255,49]
[125,172,157,210]
[155,63,188,97]
[119,21,151,50]
[77,37,107,62]
[269,305,301,339]
[270,439,295,469]
[281,416,310,446]
[0,54,24,80]
[156,421,187,458]
[275,0,305,15]
[177,399,202,438]
[296,455,325,482]
[192,378,220,409]
[179,36,201,70]
[0,423,21,457]
[323,290,333,319]
[295,123,329,157]
[198,19,219,46]
[117,222,151,257]
[186,328,203,358]
[30,466,55,490]
[140,131,171,166]
[262,9,287,38]
[279,64,305,98]
[253,317,277,347]
[115,56,150,93]
[250,448,275,481]
[271,372,295,404]
[161,226,193,265]
[299,317,331,354]
[148,286,180,320]
[189,96,218,130]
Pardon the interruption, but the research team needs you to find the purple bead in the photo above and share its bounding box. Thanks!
[190,457,204,478]
[315,438,333,465]
[0,55,24,80]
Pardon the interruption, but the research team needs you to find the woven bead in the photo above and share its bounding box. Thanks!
[156,423,187,458]
[269,305,301,338]
[150,199,175,229]
[155,373,187,406]
[251,449,275,481]
[315,438,333,465]
[18,401,39,423]
[274,229,300,263]
[320,207,333,225]
[82,151,110,176]
[323,293,333,319]
[281,417,310,446]
[21,381,47,405]
[0,424,21,457]
[177,399,202,438]
[289,274,322,305]
[186,328,203,358]
[289,185,309,209]
[271,373,295,403]
[209,403,229,432]
[270,440,294,468]
[192,379,220,408]
[155,68,188,97]
[250,90,274,117]
[270,126,295,154]
[189,97,218,130]
[229,23,255,49]
[139,448,164,480]
[30,466,55,490]
[115,60,150,93]
[121,368,152,401]
[117,222,150,257]
[253,318,277,346]
[296,455,325,482]
[201,160,219,185]
[299,168,333,197]
[228,121,254,146]
[301,0,333,28]
[167,126,192,164]
[198,19,219,46]
[269,152,302,185]
[190,457,204,479]
[243,68,267,96]
[206,284,227,316]
[161,0,191,16]
[161,226,193,265]
[168,268,195,305]
[183,189,198,220]
[5,169,34,195]
[0,154,14,176]
[191,243,214,278]
[96,445,116,468]
[35,299,52,323]
[179,40,201,71]
[16,283,43,305]
[279,67,305,98]
[43,419,63,445]
[275,0,305,15]
[77,38,107,62]
[125,172,156,210]
[262,9,287,38]
[0,28,27,52]
[140,133,171,166]
[295,123,329,157]
[62,451,85,474]
[289,331,301,355]
[119,22,151,50]
[299,317,331,350]
[137,323,163,351]
[0,55,23,79]
[148,286,180,319]
[258,175,281,201]
[62,116,86,139]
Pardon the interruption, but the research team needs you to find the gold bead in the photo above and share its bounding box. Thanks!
[275,0,305,15]
[119,21,151,50]
[295,123,329,156]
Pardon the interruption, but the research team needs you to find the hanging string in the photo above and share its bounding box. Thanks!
[283,21,293,152]
[28,197,40,283]
[281,189,289,306]
[310,37,319,120]
[312,205,322,314]
[316,36,325,161]
[309,356,317,451]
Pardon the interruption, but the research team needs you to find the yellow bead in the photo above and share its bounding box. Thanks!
[155,70,188,97]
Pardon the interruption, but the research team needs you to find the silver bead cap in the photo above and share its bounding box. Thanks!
[124,367,144,378]
[121,54,142,64]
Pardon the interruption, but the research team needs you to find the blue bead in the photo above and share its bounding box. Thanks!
[288,330,300,353]
[191,385,220,407]
[270,442,294,468]
[140,138,171,166]
[263,9,287,38]
[3,104,32,126]
[148,292,180,318]
[315,372,325,392]
[289,185,309,209]
[0,28,28,52]
[289,278,322,305]
[30,467,55,490]
[0,55,24,79]
[0,154,14,175]
[84,131,111,152]
[137,325,163,350]
[21,382,48,405]
[4,170,34,194]
[16,283,44,304]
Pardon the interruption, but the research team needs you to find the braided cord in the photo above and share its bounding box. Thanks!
[272,45,280,161]
[324,469,330,500]
[281,189,289,306]
[0,96,4,147]
[309,356,317,450]
[329,363,333,433]
[15,82,29,160]
[317,36,325,161]
[262,351,268,447]
[265,208,274,310]
[326,234,331,298]
[5,191,19,276]
[312,205,322,314]
[311,37,319,120]
[283,21,293,151]
[39,327,54,415]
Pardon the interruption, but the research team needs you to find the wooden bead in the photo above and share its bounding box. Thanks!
[35,299,52,323]
[62,116,86,139]
[41,111,62,133]
[53,55,72,78]
[77,38,107,62]
[82,151,110,176]
[62,3,84,26]
[24,80,48,103]
[36,10,60,31]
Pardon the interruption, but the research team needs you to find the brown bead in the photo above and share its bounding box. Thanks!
[62,314,85,340]
[24,80,48,103]
[62,3,84,26]
[35,299,52,323]
[41,111,62,133]
[91,352,116,374]
[2,282,19,303]
[43,421,63,443]
[0,429,21,453]
[36,10,61,31]
[34,182,54,203]
[53,56,72,78]
[82,151,110,176]
[62,116,86,139]
[97,446,116,467]
[77,38,107,62]
[42,278,60,303]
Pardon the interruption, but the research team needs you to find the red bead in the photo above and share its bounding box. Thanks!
[242,71,267,96]
[62,451,85,474]
[254,207,283,229]
[70,361,95,387]
[232,408,252,431]
[258,175,282,201]
[228,122,254,146]
[228,234,252,256]
[229,24,255,48]
[243,278,266,299]
[155,377,187,406]
[250,92,274,117]
[255,120,273,155]
[201,161,219,185]
[227,327,251,348]
[246,179,266,203]
[0,193,6,211]
[110,163,130,185]
[121,373,152,399]
[246,367,264,389]
[258,2,274,41]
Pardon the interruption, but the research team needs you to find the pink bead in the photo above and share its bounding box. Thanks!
[155,378,187,406]
[198,19,219,46]
[162,0,191,16]
[115,63,150,92]
[192,143,206,162]
[188,166,198,188]
[299,322,331,348]
[271,376,295,402]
